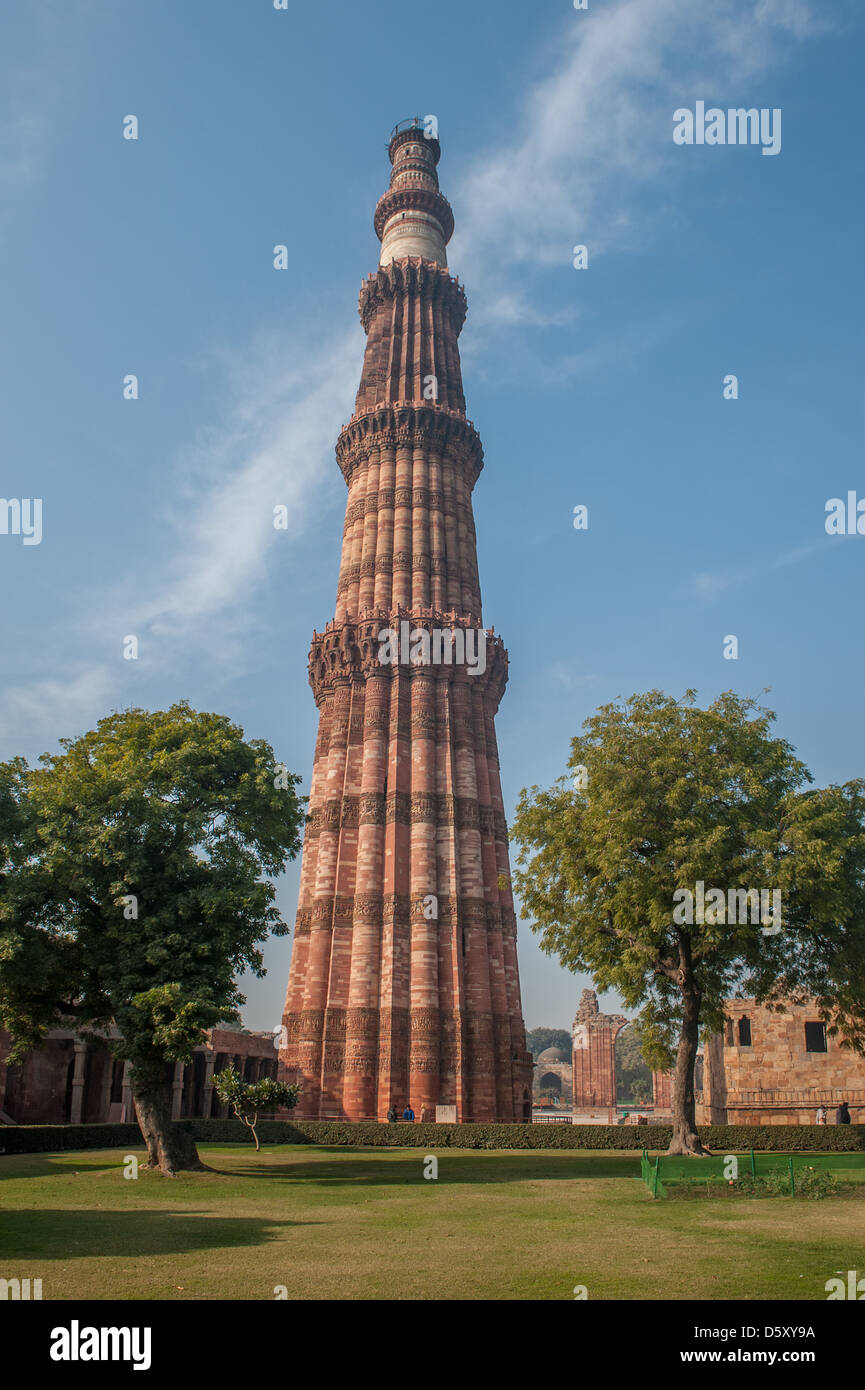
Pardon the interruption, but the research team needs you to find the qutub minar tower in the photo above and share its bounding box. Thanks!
[279,121,533,1121]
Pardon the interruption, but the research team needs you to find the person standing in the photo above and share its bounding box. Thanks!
[402,1103,415,1122]
[386,1105,398,1123]
[815,1105,827,1125]
[835,1100,851,1125]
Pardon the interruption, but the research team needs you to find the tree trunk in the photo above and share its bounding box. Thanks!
[667,960,711,1156]
[132,1071,205,1176]
[240,1114,261,1151]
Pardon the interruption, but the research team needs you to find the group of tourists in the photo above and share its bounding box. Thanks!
[386,1104,433,1123]
[815,1101,851,1125]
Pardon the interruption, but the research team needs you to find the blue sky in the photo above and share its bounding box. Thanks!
[2,0,863,1033]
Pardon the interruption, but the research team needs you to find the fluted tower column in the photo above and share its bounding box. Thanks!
[279,120,533,1122]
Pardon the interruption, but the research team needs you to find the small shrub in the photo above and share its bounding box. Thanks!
[210,1068,299,1151]
[795,1166,839,1199]
[668,1166,841,1200]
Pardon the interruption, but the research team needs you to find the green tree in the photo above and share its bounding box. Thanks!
[0,703,304,1175]
[212,1066,299,1150]
[627,1076,653,1105]
[614,1022,653,1104]
[525,1026,572,1060]
[511,690,865,1155]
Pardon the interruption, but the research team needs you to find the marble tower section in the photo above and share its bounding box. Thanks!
[279,122,533,1121]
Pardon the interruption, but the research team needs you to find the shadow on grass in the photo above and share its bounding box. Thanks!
[0,1208,310,1260]
[0,1153,136,1180]
[221,1149,643,1185]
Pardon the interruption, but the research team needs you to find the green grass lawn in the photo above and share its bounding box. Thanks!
[1,1145,863,1300]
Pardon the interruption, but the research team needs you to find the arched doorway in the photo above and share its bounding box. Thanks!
[538,1071,563,1103]
[614,1021,652,1108]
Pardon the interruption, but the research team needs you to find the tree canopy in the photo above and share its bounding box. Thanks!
[525,1026,572,1060]
[512,689,865,1154]
[0,702,305,1173]
[212,1066,299,1150]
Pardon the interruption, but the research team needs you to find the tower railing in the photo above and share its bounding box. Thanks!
[390,117,426,140]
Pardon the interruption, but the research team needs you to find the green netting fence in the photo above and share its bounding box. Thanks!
[639,1148,860,1197]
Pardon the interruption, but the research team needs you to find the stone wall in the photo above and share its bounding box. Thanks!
[701,1000,865,1124]
[0,1027,278,1126]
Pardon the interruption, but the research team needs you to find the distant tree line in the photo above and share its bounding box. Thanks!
[525,1027,571,1060]
[615,1024,653,1105]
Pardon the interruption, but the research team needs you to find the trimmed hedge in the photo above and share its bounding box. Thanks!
[2,1117,864,1155]
[693,1124,865,1153]
[0,1123,143,1155]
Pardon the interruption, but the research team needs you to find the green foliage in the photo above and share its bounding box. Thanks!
[794,1165,840,1198]
[212,1066,299,1117]
[760,1169,798,1196]
[512,690,816,1052]
[511,690,865,1148]
[668,1166,841,1200]
[525,1027,572,1059]
[0,1124,144,1154]
[212,1066,299,1149]
[0,703,305,1083]
[767,781,865,1050]
[3,1120,864,1155]
[625,1077,653,1105]
[614,1022,653,1103]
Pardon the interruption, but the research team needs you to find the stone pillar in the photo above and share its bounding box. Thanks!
[120,1062,133,1122]
[98,1050,113,1122]
[171,1061,184,1120]
[201,1051,215,1118]
[342,677,384,1115]
[69,1042,87,1123]
[700,1032,728,1123]
[0,1029,9,1117]
[408,669,440,1118]
[652,1071,672,1111]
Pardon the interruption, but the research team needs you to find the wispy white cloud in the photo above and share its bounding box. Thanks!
[0,666,117,749]
[450,0,824,327]
[0,324,363,751]
[0,3,94,193]
[540,306,692,386]
[133,326,362,642]
[0,0,826,752]
[549,665,607,691]
[0,108,45,187]
[693,538,827,599]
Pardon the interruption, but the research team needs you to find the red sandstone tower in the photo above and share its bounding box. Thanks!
[278,121,533,1121]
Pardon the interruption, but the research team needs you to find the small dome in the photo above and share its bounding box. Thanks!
[537,1046,568,1064]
